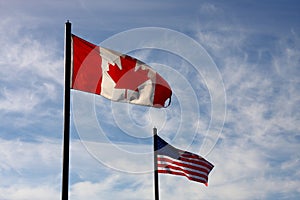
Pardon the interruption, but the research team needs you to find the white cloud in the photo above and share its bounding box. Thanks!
[0,185,59,200]
[0,138,61,175]
[0,16,64,134]
[273,30,300,83]
[0,24,63,85]
[0,87,39,113]
[0,138,62,199]
[199,3,219,14]
[70,174,153,200]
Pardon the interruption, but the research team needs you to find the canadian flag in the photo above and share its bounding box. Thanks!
[71,35,172,108]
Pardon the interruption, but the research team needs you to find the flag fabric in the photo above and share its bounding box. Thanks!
[155,135,214,186]
[71,34,172,108]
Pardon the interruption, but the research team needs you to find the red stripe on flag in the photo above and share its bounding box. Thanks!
[158,157,211,174]
[179,156,214,171]
[153,73,172,107]
[72,35,102,94]
[157,162,209,182]
[157,169,208,185]
[157,158,209,181]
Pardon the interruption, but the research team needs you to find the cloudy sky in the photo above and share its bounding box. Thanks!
[1,0,300,199]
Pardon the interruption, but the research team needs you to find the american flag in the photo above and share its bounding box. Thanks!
[155,135,214,186]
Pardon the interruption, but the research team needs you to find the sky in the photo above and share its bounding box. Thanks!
[0,0,300,199]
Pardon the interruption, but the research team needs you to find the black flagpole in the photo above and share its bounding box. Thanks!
[153,127,159,200]
[62,21,71,200]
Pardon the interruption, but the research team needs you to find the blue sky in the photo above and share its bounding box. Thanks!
[0,0,300,199]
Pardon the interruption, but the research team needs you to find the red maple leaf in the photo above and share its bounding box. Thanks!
[107,55,150,91]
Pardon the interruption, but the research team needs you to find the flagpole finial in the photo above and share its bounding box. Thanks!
[153,127,157,136]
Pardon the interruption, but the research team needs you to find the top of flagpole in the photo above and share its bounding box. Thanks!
[153,127,157,136]
[65,20,71,33]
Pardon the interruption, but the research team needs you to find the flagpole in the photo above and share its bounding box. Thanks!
[153,127,159,200]
[62,21,72,200]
